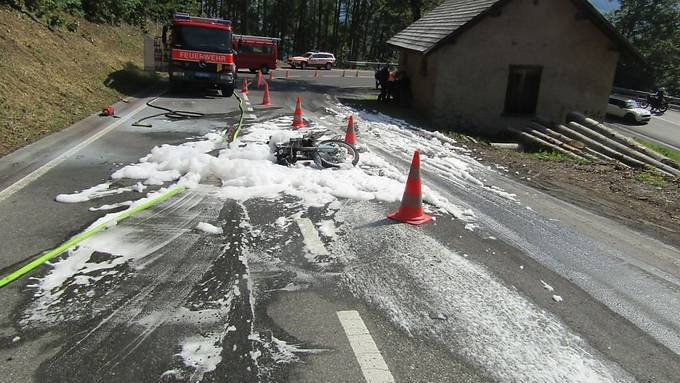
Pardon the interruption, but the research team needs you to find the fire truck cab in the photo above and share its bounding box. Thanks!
[156,13,237,97]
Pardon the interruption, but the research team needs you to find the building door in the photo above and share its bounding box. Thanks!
[504,65,543,115]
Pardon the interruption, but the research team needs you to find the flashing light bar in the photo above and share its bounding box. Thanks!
[174,13,231,25]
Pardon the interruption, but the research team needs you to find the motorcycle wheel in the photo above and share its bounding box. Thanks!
[659,101,669,113]
[316,140,360,168]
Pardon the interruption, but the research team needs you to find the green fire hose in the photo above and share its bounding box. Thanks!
[0,185,186,288]
[0,90,245,289]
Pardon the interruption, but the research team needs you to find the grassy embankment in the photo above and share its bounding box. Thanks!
[0,6,160,157]
[632,138,680,187]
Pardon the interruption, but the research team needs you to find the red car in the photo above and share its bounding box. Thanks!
[233,34,279,74]
[288,52,336,70]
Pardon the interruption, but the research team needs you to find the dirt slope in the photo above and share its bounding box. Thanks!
[0,6,157,157]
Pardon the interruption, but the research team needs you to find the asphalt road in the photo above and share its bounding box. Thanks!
[0,68,679,383]
[606,109,680,151]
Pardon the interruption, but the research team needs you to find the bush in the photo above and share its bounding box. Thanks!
[47,13,64,27]
[66,19,79,31]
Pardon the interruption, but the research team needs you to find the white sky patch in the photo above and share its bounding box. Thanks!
[196,222,223,235]
[55,182,133,203]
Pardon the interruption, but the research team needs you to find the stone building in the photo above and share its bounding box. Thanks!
[388,0,639,134]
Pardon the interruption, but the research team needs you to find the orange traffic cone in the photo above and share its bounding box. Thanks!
[291,97,305,129]
[269,71,274,81]
[261,81,272,106]
[257,71,263,88]
[345,115,356,145]
[285,70,289,80]
[241,78,249,94]
[388,151,432,225]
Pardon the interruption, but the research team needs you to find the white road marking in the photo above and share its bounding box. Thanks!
[610,123,680,151]
[337,310,395,383]
[247,106,254,112]
[295,217,329,256]
[653,115,680,127]
[0,101,150,204]
[246,114,257,120]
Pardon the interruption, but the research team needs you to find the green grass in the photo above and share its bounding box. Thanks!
[634,170,669,187]
[532,150,581,163]
[633,138,680,164]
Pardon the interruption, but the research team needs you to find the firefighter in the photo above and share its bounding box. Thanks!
[376,66,391,101]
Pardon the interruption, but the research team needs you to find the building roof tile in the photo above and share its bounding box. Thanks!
[388,0,642,61]
[387,0,499,53]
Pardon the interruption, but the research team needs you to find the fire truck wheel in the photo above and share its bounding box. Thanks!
[221,86,234,97]
[300,62,307,70]
[325,63,332,70]
[260,65,270,74]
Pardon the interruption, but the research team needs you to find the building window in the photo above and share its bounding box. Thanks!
[504,65,543,115]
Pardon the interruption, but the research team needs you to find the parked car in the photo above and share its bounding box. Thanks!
[233,34,279,74]
[288,52,336,70]
[606,95,652,124]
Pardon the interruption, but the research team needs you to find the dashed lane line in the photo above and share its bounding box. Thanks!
[295,217,329,256]
[0,100,150,204]
[242,93,255,112]
[337,310,395,383]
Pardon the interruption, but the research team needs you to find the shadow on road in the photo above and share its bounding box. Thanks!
[604,115,648,126]
[104,62,164,96]
[353,218,401,230]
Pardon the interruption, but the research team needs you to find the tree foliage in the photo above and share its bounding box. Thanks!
[4,0,443,62]
[199,0,443,61]
[608,0,680,94]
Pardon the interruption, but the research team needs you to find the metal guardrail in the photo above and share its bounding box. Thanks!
[612,86,680,110]
[345,61,398,69]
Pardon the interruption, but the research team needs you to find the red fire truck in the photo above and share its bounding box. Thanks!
[232,34,280,74]
[154,13,237,96]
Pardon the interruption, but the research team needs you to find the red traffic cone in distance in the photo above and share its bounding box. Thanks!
[261,81,272,106]
[257,71,263,87]
[241,78,248,94]
[345,115,356,145]
[387,150,432,225]
[269,71,274,81]
[285,70,289,79]
[292,97,305,129]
